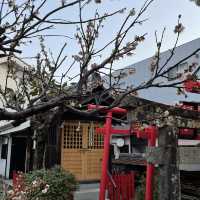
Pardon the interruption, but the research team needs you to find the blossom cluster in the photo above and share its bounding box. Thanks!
[6,174,50,200]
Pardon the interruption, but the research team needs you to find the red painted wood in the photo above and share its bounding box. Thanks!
[88,104,130,200]
[107,172,135,200]
[96,127,130,135]
[99,111,112,200]
[88,104,127,114]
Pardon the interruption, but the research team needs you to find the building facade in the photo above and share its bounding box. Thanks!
[0,57,31,178]
[110,37,200,104]
[109,38,200,171]
[0,57,106,181]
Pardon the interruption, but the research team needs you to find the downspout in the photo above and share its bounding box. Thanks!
[3,135,9,178]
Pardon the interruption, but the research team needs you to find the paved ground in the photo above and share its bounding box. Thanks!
[74,183,99,200]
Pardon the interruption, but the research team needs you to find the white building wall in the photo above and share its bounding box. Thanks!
[0,57,28,178]
[110,38,200,104]
[0,59,25,127]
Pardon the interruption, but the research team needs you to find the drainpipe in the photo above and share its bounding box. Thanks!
[3,136,9,178]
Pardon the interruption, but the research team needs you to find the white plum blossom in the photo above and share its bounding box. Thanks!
[32,180,37,185]
[41,188,48,194]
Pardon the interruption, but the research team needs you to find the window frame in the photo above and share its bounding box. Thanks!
[168,62,188,81]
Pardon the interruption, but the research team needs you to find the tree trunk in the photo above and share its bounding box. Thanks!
[33,140,46,169]
[32,108,63,170]
[158,126,180,200]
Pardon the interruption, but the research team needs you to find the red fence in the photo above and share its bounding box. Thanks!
[107,172,135,200]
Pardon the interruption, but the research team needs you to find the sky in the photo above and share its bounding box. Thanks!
[20,0,200,78]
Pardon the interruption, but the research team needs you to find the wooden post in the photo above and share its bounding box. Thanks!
[158,126,180,200]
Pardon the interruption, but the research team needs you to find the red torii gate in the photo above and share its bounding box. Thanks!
[132,126,157,200]
[87,80,200,200]
[88,104,157,200]
[88,104,129,200]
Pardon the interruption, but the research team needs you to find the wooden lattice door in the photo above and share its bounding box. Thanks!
[61,121,104,181]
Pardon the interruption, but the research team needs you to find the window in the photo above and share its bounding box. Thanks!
[168,67,178,80]
[168,62,188,81]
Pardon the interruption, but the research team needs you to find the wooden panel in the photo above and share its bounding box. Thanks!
[61,122,84,180]
[61,149,83,180]
[61,121,104,181]
[84,123,103,180]
[85,149,103,180]
[62,122,83,149]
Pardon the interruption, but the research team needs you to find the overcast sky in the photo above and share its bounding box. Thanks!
[21,0,200,74]
[128,0,200,63]
[103,0,200,66]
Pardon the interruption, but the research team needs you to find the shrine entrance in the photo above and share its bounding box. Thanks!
[61,121,104,181]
